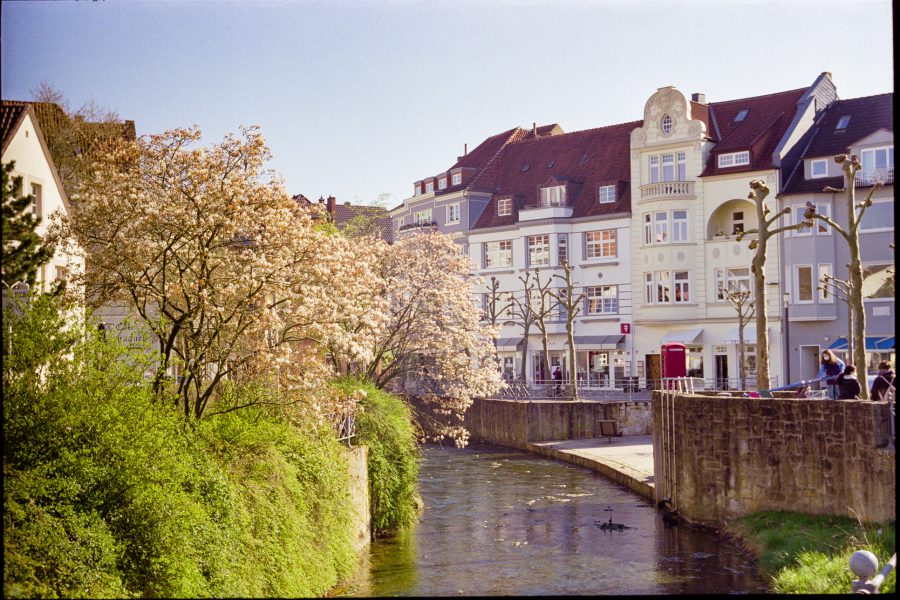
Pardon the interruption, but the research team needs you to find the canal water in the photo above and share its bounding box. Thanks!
[343,442,769,596]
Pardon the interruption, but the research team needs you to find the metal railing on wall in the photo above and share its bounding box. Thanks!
[850,551,896,594]
[328,413,357,448]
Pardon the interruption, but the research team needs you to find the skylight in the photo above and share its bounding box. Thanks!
[734,109,749,123]
[579,153,589,164]
[547,160,555,168]
[520,164,530,173]
[835,115,851,130]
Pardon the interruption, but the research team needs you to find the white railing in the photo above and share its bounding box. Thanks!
[851,551,896,593]
[855,168,894,187]
[640,180,694,200]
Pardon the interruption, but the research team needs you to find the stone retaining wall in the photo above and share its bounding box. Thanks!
[345,446,370,554]
[652,393,895,524]
[464,398,652,450]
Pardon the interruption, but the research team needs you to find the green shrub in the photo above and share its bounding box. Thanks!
[736,510,895,594]
[338,378,421,535]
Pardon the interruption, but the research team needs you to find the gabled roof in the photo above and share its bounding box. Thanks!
[780,92,894,196]
[332,202,393,242]
[701,87,808,177]
[472,120,640,229]
[1,100,31,153]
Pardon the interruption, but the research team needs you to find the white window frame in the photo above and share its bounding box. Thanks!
[672,210,688,243]
[792,206,812,237]
[396,216,405,230]
[673,271,690,304]
[540,185,566,207]
[654,270,671,304]
[677,151,686,181]
[654,211,669,244]
[484,240,513,269]
[438,177,447,190]
[862,262,895,300]
[859,146,894,184]
[810,159,828,178]
[649,155,659,184]
[414,184,420,196]
[585,229,616,259]
[717,151,750,168]
[451,172,462,185]
[859,200,894,232]
[598,185,616,204]
[527,234,550,267]
[794,264,815,304]
[447,203,460,224]
[715,267,752,301]
[814,202,831,235]
[558,234,568,266]
[414,209,432,225]
[31,182,42,217]
[586,285,618,315]
[425,181,434,193]
[661,114,673,135]
[817,263,833,303]
[498,197,512,216]
[643,213,652,245]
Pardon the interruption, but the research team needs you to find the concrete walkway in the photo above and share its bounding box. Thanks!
[526,435,655,502]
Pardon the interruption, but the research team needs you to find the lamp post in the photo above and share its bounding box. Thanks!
[783,292,791,386]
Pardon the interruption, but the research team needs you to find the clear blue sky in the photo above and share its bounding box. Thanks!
[2,0,893,209]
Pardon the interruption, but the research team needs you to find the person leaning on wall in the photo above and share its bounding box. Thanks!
[817,349,845,399]
[870,360,895,401]
[835,364,862,400]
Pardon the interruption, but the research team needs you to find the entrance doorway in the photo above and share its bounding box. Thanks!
[646,353,661,389]
[715,355,729,390]
[799,345,820,381]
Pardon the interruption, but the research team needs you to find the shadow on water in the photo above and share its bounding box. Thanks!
[343,442,768,596]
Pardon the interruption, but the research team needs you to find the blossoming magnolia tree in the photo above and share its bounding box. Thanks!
[333,231,503,445]
[59,126,381,419]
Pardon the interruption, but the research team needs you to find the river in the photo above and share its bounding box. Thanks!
[342,442,769,596]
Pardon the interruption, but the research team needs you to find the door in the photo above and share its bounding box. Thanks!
[715,355,729,390]
[646,353,661,389]
[799,345,821,381]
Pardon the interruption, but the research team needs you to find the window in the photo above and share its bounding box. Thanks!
[862,263,895,299]
[673,210,688,242]
[484,240,513,268]
[859,201,893,231]
[483,291,515,319]
[438,177,447,190]
[731,211,745,235]
[648,152,686,183]
[810,159,828,178]
[795,265,814,303]
[540,185,566,206]
[396,217,405,230]
[654,211,669,243]
[662,153,675,181]
[673,271,690,303]
[558,234,568,266]
[414,209,432,225]
[859,146,894,183]
[452,173,462,185]
[661,114,673,134]
[425,181,434,193]
[835,115,851,130]
[718,151,750,168]
[586,286,618,314]
[497,197,512,216]
[414,184,420,196]
[655,271,670,303]
[814,203,831,235]
[715,267,751,301]
[527,235,550,267]
[585,230,617,259]
[792,206,812,236]
[643,214,652,245]
[649,155,659,184]
[31,183,42,217]
[733,109,749,123]
[446,203,460,224]
[598,185,616,203]
[677,151,686,181]
[818,264,833,303]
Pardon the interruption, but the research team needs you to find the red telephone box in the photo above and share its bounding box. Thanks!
[660,343,687,378]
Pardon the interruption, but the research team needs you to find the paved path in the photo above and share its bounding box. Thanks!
[527,435,656,502]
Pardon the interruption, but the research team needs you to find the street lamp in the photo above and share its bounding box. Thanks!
[783,292,791,386]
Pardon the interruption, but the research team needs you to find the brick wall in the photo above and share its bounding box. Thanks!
[652,393,895,524]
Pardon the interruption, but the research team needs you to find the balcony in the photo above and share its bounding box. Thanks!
[397,221,437,237]
[640,180,695,201]
[856,168,894,187]
[519,200,573,221]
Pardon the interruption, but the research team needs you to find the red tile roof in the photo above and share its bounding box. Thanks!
[701,87,808,177]
[471,120,640,229]
[1,100,30,152]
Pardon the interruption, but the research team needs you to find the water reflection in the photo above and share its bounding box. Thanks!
[344,443,767,596]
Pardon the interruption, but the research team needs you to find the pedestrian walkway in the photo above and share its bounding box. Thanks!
[526,435,655,502]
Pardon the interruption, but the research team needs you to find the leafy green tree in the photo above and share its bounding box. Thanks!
[1,161,53,288]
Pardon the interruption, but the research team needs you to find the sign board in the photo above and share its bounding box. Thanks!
[620,323,631,334]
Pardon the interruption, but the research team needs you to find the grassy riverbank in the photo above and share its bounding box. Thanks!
[730,511,895,594]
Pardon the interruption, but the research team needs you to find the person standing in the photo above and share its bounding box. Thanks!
[552,366,562,396]
[870,360,895,401]
[835,364,862,400]
[817,349,845,399]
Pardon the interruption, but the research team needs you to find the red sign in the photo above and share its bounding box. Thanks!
[620,323,631,334]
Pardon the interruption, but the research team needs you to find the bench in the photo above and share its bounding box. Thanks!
[597,419,621,442]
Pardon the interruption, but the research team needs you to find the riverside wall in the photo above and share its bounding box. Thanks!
[346,446,370,554]
[652,393,895,525]
[464,398,652,450]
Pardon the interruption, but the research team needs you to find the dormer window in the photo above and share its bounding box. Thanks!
[598,185,616,204]
[425,181,434,193]
[733,109,749,123]
[438,177,447,190]
[498,197,512,216]
[661,114,673,135]
[540,185,566,207]
[414,184,421,196]
[452,173,461,185]
[520,164,530,173]
[718,151,750,168]
[810,159,828,178]
[835,115,851,130]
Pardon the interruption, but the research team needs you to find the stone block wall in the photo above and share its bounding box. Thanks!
[345,446,370,554]
[464,399,652,450]
[652,393,895,525]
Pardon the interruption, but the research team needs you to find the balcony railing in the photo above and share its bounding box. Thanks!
[855,168,894,187]
[640,180,695,200]
[398,221,437,232]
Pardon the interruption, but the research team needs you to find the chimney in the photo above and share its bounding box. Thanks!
[533,122,537,136]
[318,196,325,204]
[691,92,707,105]
[464,143,467,155]
[326,196,336,214]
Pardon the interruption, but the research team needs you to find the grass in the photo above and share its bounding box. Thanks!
[733,510,895,594]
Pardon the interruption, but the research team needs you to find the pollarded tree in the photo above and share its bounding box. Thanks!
[553,261,585,399]
[818,271,854,362]
[2,161,54,289]
[508,270,540,382]
[803,152,886,399]
[60,126,379,419]
[345,231,503,445]
[736,180,811,390]
[531,268,559,383]
[724,288,755,391]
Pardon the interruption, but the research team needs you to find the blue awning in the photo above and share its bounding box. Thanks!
[828,336,893,351]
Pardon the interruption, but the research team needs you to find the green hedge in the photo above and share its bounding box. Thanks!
[3,296,356,598]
